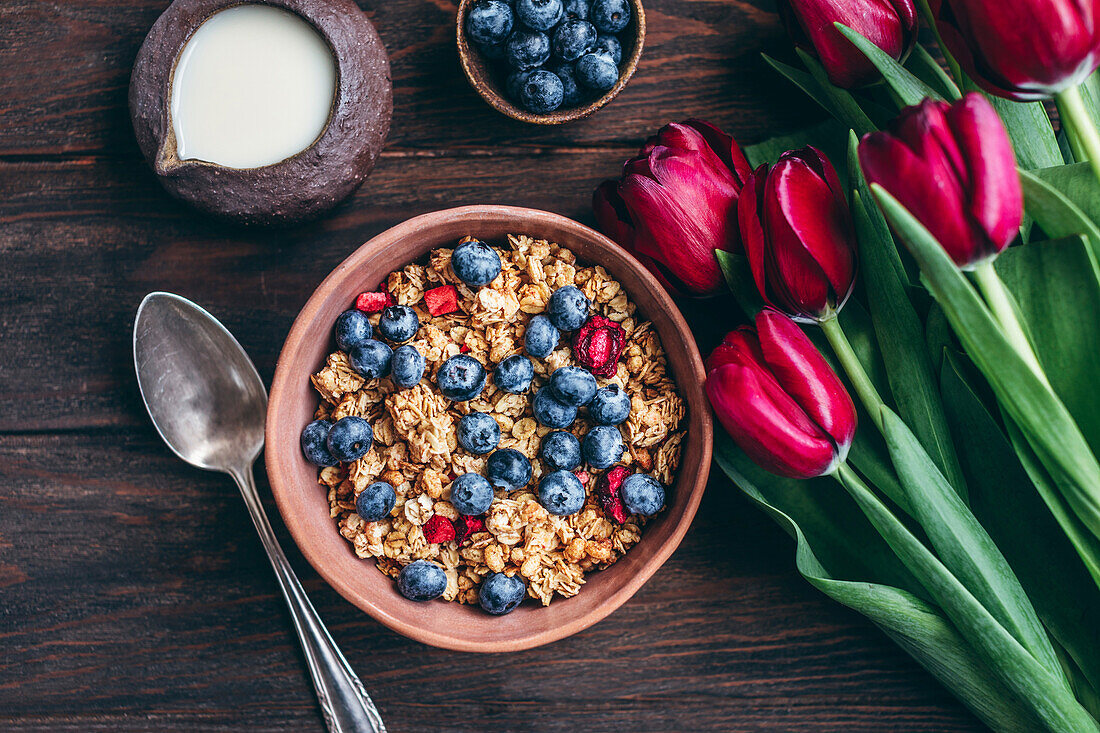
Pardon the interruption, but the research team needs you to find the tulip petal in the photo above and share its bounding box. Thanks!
[738,166,776,310]
[764,160,832,317]
[755,308,858,454]
[648,123,742,192]
[772,152,857,308]
[593,181,637,252]
[945,93,1023,253]
[705,326,765,373]
[707,363,840,478]
[685,118,753,185]
[619,170,727,294]
[859,131,983,267]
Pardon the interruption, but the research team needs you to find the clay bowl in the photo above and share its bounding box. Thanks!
[456,0,645,124]
[266,205,711,651]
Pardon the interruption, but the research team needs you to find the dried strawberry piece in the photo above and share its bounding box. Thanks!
[355,291,394,313]
[459,343,470,353]
[572,315,626,377]
[573,469,589,486]
[422,514,456,543]
[424,284,459,316]
[453,514,485,544]
[595,466,631,524]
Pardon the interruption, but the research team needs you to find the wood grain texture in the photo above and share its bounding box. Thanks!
[0,0,983,729]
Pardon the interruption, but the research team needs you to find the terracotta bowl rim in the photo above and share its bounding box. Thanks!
[456,0,645,125]
[266,205,711,652]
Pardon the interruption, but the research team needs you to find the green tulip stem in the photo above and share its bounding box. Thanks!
[821,317,886,432]
[1056,84,1100,186]
[970,262,1049,387]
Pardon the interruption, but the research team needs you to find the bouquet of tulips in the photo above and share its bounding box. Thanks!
[593,1,1100,731]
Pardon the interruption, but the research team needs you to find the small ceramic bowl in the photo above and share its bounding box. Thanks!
[456,0,645,124]
[266,205,711,652]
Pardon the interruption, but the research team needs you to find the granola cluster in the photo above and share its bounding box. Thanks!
[310,234,686,606]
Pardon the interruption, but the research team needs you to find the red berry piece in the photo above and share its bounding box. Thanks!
[424,284,460,316]
[355,291,394,313]
[573,469,589,486]
[453,514,485,543]
[595,465,631,524]
[572,315,626,377]
[422,514,456,543]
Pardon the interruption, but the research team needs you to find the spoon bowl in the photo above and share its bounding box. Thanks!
[134,291,266,472]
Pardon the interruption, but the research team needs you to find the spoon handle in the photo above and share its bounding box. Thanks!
[231,465,387,733]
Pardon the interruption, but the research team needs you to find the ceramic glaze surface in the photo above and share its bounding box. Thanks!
[170,4,337,169]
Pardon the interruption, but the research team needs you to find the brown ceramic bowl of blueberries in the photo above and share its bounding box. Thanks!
[457,0,644,123]
[266,205,710,651]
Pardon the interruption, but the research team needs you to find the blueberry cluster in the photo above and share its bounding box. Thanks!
[465,0,631,114]
[334,305,427,387]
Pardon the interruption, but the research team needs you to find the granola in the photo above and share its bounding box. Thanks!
[310,234,686,607]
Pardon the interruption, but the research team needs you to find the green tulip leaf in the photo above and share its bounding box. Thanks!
[835,462,1100,733]
[996,236,1100,457]
[941,351,1100,699]
[714,249,763,317]
[834,23,942,107]
[1019,168,1100,260]
[848,131,968,498]
[906,44,962,101]
[1031,162,1100,232]
[870,183,1100,583]
[762,54,877,137]
[714,435,1042,732]
[880,406,1064,681]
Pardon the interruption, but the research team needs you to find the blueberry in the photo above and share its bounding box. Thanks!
[301,419,338,467]
[390,344,425,389]
[590,0,629,33]
[589,383,631,424]
[479,572,526,615]
[480,40,509,61]
[519,69,564,114]
[452,239,503,287]
[524,315,560,358]
[540,430,582,471]
[450,473,495,516]
[552,19,597,61]
[550,61,583,106]
[436,354,488,401]
[377,305,419,343]
[593,34,621,64]
[563,0,589,20]
[582,424,624,469]
[515,0,563,31]
[349,339,393,379]
[547,285,590,331]
[458,412,501,454]
[485,448,533,489]
[538,470,586,515]
[533,386,578,428]
[397,560,448,601]
[575,50,618,91]
[506,29,551,70]
[334,309,372,352]
[494,354,535,393]
[355,480,396,521]
[506,69,531,102]
[548,365,597,406]
[466,0,514,45]
[326,416,373,462]
[620,473,665,516]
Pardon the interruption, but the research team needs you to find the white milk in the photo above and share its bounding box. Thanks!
[170,4,337,169]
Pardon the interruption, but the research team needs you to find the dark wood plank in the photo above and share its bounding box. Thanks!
[0,430,981,732]
[0,0,816,157]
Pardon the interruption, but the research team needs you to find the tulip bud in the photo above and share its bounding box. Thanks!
[593,119,753,296]
[778,0,918,88]
[858,93,1023,269]
[931,0,1100,101]
[738,146,857,323]
[705,308,857,479]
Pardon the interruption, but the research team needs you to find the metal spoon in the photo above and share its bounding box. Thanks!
[133,292,385,733]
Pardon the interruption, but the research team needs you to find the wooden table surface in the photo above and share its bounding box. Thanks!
[0,0,985,730]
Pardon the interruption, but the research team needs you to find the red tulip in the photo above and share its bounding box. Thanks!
[931,0,1100,101]
[858,93,1023,269]
[593,119,753,296]
[738,146,857,323]
[778,0,918,88]
[706,308,857,479]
